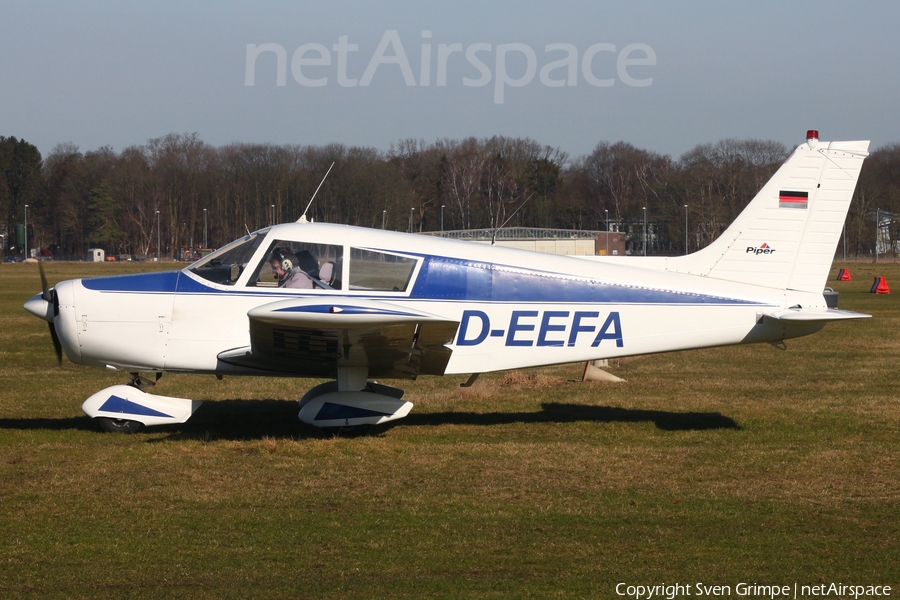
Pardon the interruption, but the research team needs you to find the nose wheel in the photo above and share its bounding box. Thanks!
[97,417,145,434]
[93,372,163,433]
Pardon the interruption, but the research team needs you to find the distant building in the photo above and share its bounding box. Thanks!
[424,227,625,256]
[872,210,900,256]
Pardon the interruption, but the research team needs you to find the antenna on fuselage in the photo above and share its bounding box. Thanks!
[490,193,535,245]
[298,162,335,223]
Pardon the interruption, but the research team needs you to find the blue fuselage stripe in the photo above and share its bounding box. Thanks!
[78,258,761,306]
[408,256,756,305]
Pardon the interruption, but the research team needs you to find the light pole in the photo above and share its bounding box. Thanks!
[642,206,647,256]
[156,210,160,262]
[441,204,445,234]
[203,208,208,249]
[382,210,386,229]
[684,204,688,255]
[410,207,415,233]
[271,204,275,227]
[604,208,609,256]
[23,204,28,259]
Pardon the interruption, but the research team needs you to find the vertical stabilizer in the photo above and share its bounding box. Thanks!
[669,132,869,293]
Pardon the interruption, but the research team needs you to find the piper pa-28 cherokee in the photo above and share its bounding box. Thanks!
[25,131,870,433]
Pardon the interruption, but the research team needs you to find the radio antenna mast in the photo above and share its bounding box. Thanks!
[298,162,335,223]
[491,193,534,245]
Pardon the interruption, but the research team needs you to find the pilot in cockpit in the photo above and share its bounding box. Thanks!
[270,247,313,289]
[270,247,333,289]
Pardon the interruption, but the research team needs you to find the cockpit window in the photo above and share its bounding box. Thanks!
[349,248,417,292]
[188,231,266,286]
[248,240,343,290]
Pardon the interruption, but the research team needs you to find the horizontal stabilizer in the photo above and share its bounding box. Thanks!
[764,308,871,322]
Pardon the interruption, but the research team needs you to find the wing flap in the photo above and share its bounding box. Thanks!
[220,298,458,378]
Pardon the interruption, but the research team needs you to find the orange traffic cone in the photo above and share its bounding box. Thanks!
[871,276,890,294]
[837,268,852,281]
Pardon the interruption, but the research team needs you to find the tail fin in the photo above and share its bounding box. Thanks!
[669,134,869,293]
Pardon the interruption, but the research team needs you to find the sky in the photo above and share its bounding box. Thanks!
[2,1,899,161]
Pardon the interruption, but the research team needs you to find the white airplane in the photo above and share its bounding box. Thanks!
[24,131,870,433]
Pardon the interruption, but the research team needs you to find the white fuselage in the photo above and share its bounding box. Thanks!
[52,223,824,377]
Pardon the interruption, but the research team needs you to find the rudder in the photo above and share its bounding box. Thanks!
[668,132,869,293]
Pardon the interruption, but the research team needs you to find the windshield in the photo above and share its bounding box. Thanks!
[188,230,268,285]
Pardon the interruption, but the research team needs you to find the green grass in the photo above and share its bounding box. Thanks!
[1,260,899,598]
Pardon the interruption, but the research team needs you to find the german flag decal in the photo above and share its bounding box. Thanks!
[779,190,808,209]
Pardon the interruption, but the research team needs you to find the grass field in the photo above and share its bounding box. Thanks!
[1,261,898,599]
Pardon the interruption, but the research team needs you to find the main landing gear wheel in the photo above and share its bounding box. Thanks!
[96,417,145,434]
[321,423,372,438]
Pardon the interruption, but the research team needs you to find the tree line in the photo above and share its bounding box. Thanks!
[1,133,897,259]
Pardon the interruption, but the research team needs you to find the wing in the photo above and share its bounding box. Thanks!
[218,298,459,379]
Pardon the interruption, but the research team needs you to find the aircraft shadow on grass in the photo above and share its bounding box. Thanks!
[397,403,740,432]
[0,399,740,440]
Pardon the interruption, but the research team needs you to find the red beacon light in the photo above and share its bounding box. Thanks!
[806,129,819,141]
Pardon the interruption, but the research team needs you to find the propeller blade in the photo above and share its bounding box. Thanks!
[49,322,63,365]
[39,260,51,302]
[39,262,62,364]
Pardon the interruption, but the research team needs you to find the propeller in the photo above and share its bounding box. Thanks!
[38,261,63,365]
